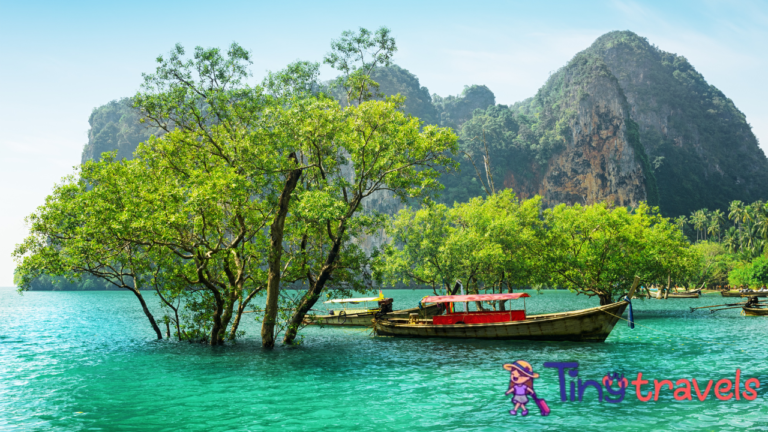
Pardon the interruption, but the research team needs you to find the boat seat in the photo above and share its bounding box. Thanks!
[433,310,526,325]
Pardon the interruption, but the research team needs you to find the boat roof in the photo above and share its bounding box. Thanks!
[324,296,382,304]
[422,293,530,303]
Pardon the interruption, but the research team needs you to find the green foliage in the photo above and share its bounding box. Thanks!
[369,65,439,125]
[688,241,740,288]
[79,30,768,227]
[378,195,692,305]
[15,34,459,347]
[13,271,113,291]
[376,190,544,300]
[324,26,397,106]
[433,85,495,130]
[541,202,693,304]
[677,199,768,287]
[729,257,768,288]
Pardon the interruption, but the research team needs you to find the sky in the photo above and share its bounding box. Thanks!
[1,0,767,286]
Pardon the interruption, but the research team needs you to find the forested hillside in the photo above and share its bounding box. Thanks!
[583,31,768,216]
[79,31,768,216]
[30,31,768,291]
[80,99,161,164]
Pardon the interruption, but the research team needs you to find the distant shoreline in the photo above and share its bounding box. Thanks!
[1,286,566,292]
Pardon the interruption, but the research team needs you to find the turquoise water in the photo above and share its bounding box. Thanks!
[1,288,767,431]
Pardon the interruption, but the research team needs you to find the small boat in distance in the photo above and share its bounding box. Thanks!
[374,282,637,343]
[666,290,700,299]
[647,287,700,298]
[721,290,768,298]
[305,291,442,327]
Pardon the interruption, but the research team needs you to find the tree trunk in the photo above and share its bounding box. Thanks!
[174,309,181,341]
[229,288,261,340]
[209,305,223,346]
[130,288,163,340]
[282,230,346,345]
[208,290,225,346]
[598,294,612,306]
[217,299,235,344]
[262,156,302,349]
[281,280,322,345]
[448,280,462,295]
[228,308,244,341]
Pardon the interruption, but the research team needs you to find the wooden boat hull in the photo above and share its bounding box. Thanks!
[743,307,768,316]
[374,301,629,342]
[306,303,442,327]
[666,292,700,298]
[721,291,768,298]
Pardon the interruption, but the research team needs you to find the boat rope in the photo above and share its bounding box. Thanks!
[623,296,635,329]
[600,308,743,348]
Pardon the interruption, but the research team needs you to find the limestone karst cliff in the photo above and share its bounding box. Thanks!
[455,31,767,216]
[583,31,768,216]
[81,31,768,217]
[460,53,653,210]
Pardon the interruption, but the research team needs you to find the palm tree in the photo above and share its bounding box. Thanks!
[723,227,738,252]
[675,215,687,233]
[690,209,708,242]
[710,209,725,242]
[728,200,744,232]
[741,223,760,256]
[755,203,768,243]
[707,220,721,243]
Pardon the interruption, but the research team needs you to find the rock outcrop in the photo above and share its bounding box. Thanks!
[582,31,768,216]
[81,32,768,217]
[527,54,649,208]
[458,31,767,216]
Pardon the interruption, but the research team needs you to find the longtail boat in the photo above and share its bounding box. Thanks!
[666,291,700,299]
[648,288,700,299]
[374,284,637,343]
[742,306,768,316]
[305,292,442,327]
[690,295,767,314]
[721,290,768,298]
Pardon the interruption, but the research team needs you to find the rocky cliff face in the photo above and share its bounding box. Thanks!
[581,31,768,216]
[520,55,649,208]
[81,32,768,217]
[81,98,160,164]
[459,53,655,210]
[459,31,767,216]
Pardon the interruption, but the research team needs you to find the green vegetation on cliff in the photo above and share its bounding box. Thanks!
[79,31,768,216]
[584,31,768,216]
[369,65,439,125]
[81,98,161,163]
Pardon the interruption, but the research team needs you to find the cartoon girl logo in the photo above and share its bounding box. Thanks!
[504,361,550,417]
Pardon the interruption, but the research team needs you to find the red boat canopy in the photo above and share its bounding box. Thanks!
[422,293,531,303]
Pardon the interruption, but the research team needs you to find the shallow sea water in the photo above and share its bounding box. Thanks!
[1,288,767,431]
